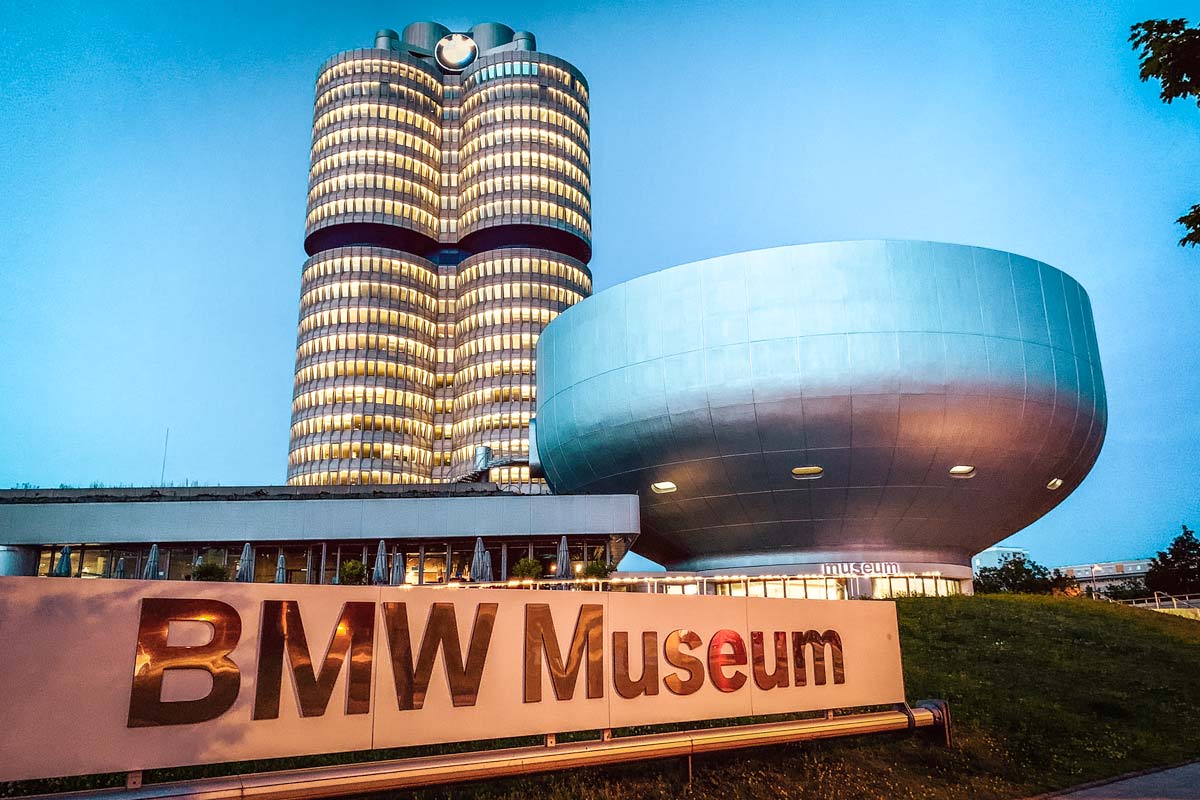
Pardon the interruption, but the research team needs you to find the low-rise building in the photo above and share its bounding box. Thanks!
[1051,558,1153,594]
[0,485,638,584]
[972,546,1031,570]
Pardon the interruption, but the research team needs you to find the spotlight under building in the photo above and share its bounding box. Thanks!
[290,22,593,491]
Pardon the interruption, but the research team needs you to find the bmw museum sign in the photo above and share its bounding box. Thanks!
[0,578,910,782]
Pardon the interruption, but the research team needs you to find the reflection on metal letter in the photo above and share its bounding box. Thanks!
[707,629,747,693]
[751,631,789,690]
[523,603,604,703]
[662,629,704,696]
[253,600,374,719]
[613,631,659,699]
[792,629,845,686]
[127,598,242,728]
[382,602,497,710]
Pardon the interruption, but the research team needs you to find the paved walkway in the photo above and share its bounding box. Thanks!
[1051,762,1200,798]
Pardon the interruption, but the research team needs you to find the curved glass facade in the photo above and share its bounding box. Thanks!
[451,248,591,480]
[289,246,438,485]
[304,50,444,255]
[288,24,592,490]
[535,241,1108,579]
[458,53,592,261]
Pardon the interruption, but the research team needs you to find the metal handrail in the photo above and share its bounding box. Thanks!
[382,576,716,593]
[1116,591,1200,609]
[17,703,951,799]
[361,573,859,595]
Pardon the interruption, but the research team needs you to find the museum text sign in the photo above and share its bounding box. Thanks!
[0,578,906,782]
[821,561,902,576]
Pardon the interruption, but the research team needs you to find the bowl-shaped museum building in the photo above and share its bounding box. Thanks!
[534,241,1106,596]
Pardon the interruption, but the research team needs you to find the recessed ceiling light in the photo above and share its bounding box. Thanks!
[791,466,824,480]
[650,481,677,494]
[1047,478,1064,490]
[948,465,976,479]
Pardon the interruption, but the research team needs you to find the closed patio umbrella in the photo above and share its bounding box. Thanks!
[390,548,404,585]
[556,536,571,581]
[52,546,73,577]
[112,557,127,579]
[141,544,160,580]
[371,540,388,585]
[470,537,493,583]
[234,543,254,583]
[274,553,287,584]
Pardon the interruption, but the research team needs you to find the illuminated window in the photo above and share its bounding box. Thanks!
[650,481,677,494]
[949,465,976,479]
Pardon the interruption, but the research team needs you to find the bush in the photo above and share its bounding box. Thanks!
[191,561,228,582]
[582,559,613,579]
[339,559,367,586]
[511,557,542,579]
[974,553,1078,595]
[1103,577,1148,601]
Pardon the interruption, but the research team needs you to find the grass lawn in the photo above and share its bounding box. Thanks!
[389,596,1200,800]
[4,595,1199,799]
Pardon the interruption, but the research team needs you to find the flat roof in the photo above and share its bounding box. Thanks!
[0,486,640,546]
[0,483,518,504]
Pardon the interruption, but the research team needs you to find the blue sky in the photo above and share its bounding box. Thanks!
[0,1,1197,567]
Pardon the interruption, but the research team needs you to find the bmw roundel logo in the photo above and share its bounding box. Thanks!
[434,34,478,71]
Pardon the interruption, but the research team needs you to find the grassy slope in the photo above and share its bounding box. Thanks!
[397,596,1200,800]
[4,596,1199,799]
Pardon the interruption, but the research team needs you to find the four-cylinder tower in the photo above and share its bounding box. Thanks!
[288,22,592,491]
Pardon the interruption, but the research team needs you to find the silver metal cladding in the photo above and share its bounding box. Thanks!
[534,241,1107,573]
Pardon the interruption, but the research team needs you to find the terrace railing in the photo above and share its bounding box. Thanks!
[1116,591,1200,610]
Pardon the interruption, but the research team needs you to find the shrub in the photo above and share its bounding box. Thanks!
[191,561,228,582]
[583,559,613,579]
[511,557,543,579]
[974,553,1077,595]
[1103,577,1149,601]
[339,559,367,586]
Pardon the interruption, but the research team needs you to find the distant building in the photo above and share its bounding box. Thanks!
[1052,558,1153,594]
[973,546,1030,571]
